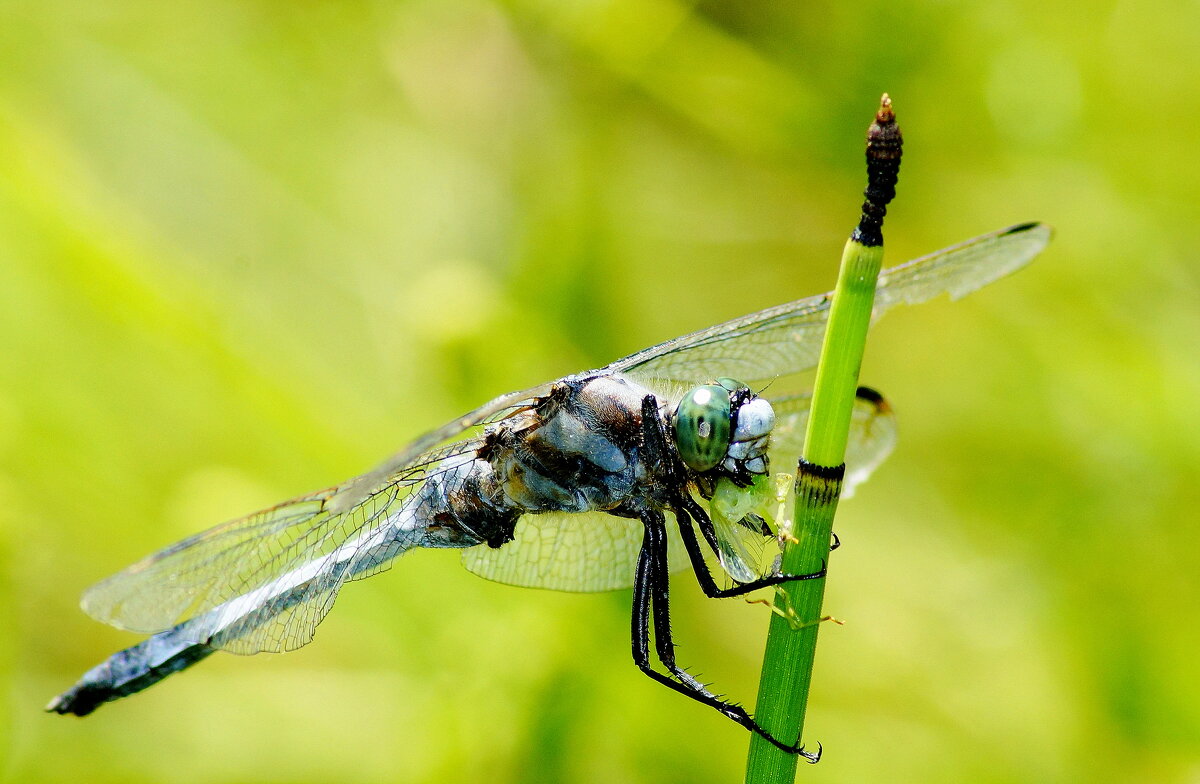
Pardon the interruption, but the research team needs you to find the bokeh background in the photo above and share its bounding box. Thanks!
[2,1,1197,782]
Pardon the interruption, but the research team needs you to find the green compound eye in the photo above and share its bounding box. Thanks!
[673,385,732,472]
[715,377,746,394]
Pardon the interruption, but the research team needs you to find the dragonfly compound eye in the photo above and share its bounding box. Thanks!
[673,385,732,472]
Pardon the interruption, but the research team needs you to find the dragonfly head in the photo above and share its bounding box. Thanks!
[672,378,774,480]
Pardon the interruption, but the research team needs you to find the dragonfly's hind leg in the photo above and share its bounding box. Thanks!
[631,510,819,761]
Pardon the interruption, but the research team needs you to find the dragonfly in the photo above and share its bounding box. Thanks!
[48,222,1050,754]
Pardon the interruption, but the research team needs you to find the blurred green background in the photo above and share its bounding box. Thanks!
[2,1,1198,782]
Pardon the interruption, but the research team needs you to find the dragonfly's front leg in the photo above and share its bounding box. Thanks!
[675,497,827,598]
[638,395,722,554]
[631,509,819,760]
[637,394,826,600]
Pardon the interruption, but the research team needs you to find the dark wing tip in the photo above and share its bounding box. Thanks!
[1003,221,1054,240]
[1004,221,1039,233]
[854,386,891,414]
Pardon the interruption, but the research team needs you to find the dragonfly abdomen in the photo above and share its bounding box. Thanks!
[47,622,216,716]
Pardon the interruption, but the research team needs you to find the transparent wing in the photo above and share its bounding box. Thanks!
[702,389,899,582]
[80,225,1029,639]
[770,388,898,498]
[330,381,558,512]
[872,222,1049,311]
[708,478,778,584]
[609,223,1051,387]
[81,437,485,654]
[461,510,690,592]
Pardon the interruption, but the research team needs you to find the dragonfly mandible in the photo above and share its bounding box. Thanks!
[49,222,1051,753]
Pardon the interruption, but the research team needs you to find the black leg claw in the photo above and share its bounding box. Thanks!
[830,531,841,551]
[776,559,827,583]
[755,727,823,761]
[728,706,824,761]
[765,732,821,762]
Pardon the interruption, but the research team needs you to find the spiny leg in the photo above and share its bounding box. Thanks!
[632,511,818,760]
[678,489,724,558]
[673,481,826,599]
[630,518,711,699]
[640,511,710,696]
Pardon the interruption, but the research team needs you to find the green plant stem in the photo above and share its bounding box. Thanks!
[744,95,898,784]
[743,240,882,783]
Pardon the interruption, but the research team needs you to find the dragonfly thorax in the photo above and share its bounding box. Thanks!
[487,374,650,515]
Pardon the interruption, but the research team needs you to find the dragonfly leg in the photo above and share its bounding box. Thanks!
[632,511,819,761]
[633,513,710,697]
[638,395,720,558]
[636,394,826,600]
[674,496,827,599]
[640,392,779,573]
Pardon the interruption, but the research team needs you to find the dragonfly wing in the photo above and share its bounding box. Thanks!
[873,222,1051,310]
[609,223,1050,387]
[461,510,690,592]
[769,388,898,498]
[608,293,832,389]
[81,440,484,654]
[330,381,559,512]
[711,520,771,584]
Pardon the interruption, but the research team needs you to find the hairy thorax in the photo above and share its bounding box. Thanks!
[419,374,665,550]
[490,374,654,513]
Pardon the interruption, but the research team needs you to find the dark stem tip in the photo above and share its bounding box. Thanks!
[852,93,904,247]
